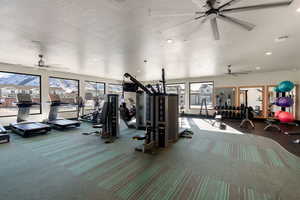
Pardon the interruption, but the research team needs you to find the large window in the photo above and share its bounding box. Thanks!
[189,82,214,109]
[166,83,186,112]
[85,81,105,110]
[0,71,41,117]
[108,84,123,96]
[49,77,79,112]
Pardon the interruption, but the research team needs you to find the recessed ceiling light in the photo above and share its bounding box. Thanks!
[167,39,173,43]
[256,66,261,70]
[265,51,272,56]
[297,8,300,12]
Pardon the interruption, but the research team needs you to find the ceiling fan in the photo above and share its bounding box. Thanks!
[153,0,293,40]
[30,40,69,71]
[31,53,69,71]
[226,64,251,76]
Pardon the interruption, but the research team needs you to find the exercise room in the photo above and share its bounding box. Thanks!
[0,0,300,200]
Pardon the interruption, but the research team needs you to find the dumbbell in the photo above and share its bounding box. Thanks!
[232,112,236,119]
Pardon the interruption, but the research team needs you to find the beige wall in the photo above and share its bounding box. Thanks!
[0,63,121,126]
[166,70,300,120]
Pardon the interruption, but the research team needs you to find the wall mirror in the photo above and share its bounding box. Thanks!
[214,87,236,107]
[238,86,265,118]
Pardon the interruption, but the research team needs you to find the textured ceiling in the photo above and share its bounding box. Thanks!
[0,0,299,80]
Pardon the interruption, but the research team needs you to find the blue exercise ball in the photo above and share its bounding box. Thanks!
[278,81,295,92]
[276,97,294,107]
[274,86,281,93]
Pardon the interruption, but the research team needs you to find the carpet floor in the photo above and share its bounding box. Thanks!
[0,119,300,200]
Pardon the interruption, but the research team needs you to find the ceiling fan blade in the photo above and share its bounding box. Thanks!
[218,14,255,31]
[162,15,205,32]
[149,9,197,17]
[221,1,293,13]
[182,17,208,40]
[210,18,220,40]
[218,0,243,10]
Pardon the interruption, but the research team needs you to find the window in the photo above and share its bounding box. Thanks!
[0,71,41,117]
[189,82,214,109]
[49,77,79,112]
[108,84,123,96]
[166,83,186,112]
[85,81,105,110]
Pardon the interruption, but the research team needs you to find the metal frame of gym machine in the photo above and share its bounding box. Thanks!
[124,69,179,153]
[82,94,119,143]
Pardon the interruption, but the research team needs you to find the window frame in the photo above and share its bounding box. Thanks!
[189,81,214,110]
[0,71,42,118]
[85,81,106,96]
[165,83,186,94]
[107,83,123,94]
[84,81,106,111]
[49,76,80,113]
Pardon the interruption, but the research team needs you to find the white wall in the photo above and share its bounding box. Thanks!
[1,63,299,126]
[166,70,300,119]
[0,63,121,126]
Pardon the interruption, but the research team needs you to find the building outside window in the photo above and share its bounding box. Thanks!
[49,77,79,112]
[0,72,41,117]
[85,81,105,110]
[166,83,186,113]
[108,84,123,95]
[189,82,214,109]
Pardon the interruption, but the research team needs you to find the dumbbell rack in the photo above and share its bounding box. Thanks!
[214,106,245,120]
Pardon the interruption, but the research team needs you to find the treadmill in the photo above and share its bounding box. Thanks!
[10,94,51,137]
[47,94,81,129]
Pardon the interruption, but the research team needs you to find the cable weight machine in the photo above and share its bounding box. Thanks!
[124,69,179,153]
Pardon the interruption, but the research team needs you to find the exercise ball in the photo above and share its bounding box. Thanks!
[275,110,283,118]
[274,86,281,93]
[276,97,294,107]
[278,81,295,92]
[278,112,294,123]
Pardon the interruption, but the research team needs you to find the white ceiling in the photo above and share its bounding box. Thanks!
[0,0,299,81]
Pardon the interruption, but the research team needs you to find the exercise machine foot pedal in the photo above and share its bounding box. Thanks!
[132,135,146,140]
[0,134,10,143]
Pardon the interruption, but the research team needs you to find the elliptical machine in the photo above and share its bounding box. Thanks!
[80,95,103,124]
[82,94,119,143]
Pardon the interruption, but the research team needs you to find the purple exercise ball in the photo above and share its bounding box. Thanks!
[276,97,294,107]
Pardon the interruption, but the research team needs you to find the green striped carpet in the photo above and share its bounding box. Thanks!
[0,119,300,200]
